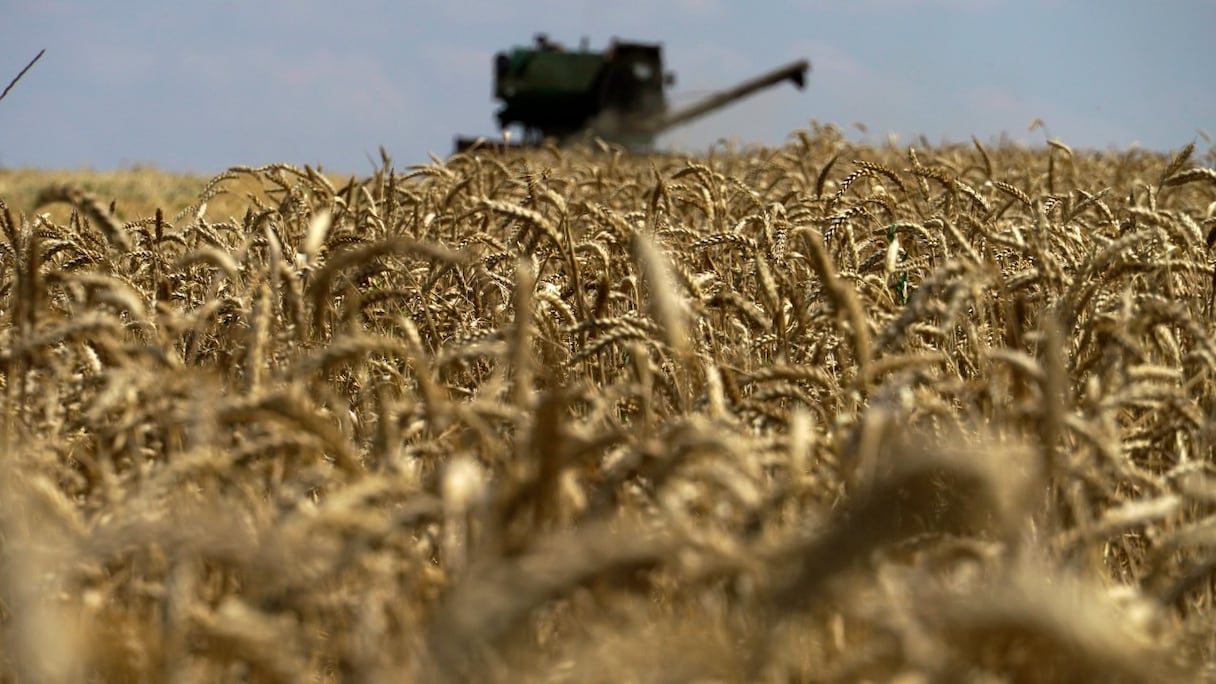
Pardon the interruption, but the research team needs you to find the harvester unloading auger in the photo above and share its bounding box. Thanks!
[455,35,810,152]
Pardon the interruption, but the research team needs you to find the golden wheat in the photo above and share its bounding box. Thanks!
[0,127,1214,682]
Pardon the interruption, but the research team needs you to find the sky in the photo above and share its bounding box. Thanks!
[2,0,1214,175]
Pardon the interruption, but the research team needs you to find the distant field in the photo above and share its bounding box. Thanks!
[0,165,346,223]
[1,128,1216,682]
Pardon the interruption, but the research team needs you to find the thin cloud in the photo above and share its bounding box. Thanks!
[671,0,727,18]
[77,44,160,88]
[963,84,1133,148]
[420,42,492,84]
[797,0,1000,11]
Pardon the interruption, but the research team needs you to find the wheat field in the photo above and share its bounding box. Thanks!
[1,126,1216,682]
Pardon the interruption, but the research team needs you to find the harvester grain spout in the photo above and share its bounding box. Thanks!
[647,59,810,136]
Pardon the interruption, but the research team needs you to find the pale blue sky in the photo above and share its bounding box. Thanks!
[2,1,1213,174]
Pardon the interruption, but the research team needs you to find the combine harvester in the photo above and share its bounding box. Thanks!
[455,34,810,152]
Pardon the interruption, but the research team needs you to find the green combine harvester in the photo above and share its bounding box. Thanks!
[455,34,810,152]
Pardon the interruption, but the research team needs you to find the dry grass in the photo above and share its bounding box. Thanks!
[1,126,1216,682]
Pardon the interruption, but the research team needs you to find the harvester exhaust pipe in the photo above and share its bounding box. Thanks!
[649,59,810,135]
